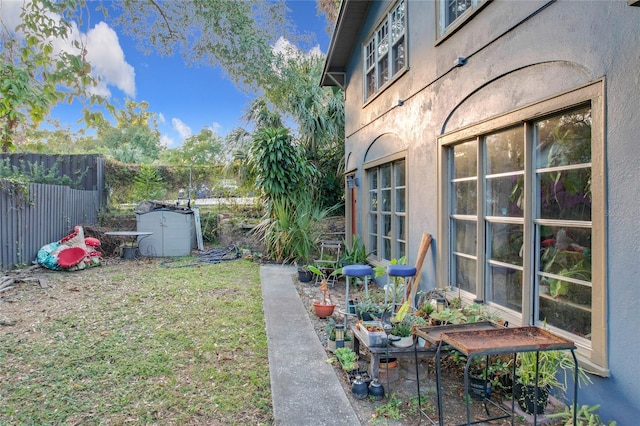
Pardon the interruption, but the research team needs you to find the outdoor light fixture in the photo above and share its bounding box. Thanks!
[436,298,446,312]
[335,324,345,349]
[346,175,359,189]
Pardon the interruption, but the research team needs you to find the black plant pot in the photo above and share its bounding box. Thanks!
[514,382,549,414]
[297,269,313,283]
[469,371,491,400]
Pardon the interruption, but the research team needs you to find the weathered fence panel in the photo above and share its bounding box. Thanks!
[0,153,106,207]
[0,182,100,271]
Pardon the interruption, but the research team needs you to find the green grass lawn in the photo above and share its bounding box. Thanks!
[0,259,272,425]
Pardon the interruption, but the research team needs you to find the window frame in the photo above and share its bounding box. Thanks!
[363,0,408,102]
[435,0,489,44]
[365,153,408,264]
[437,80,607,374]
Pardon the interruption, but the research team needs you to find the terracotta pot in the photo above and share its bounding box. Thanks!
[379,357,398,370]
[313,302,336,318]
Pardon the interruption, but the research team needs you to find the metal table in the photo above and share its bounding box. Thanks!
[432,325,578,426]
[414,322,504,425]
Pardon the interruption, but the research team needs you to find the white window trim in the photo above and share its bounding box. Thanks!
[362,0,408,103]
[437,80,608,375]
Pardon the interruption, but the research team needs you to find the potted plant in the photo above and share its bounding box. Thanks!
[307,265,336,318]
[324,318,353,352]
[390,321,414,347]
[515,349,590,414]
[355,298,383,321]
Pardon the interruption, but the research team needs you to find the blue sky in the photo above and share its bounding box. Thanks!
[2,0,332,148]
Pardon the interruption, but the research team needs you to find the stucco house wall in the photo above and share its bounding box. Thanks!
[324,0,640,422]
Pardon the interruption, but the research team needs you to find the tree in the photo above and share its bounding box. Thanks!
[112,0,292,92]
[161,128,223,167]
[97,100,162,163]
[132,163,165,201]
[0,0,110,152]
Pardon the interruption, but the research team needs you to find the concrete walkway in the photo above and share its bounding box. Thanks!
[261,264,361,425]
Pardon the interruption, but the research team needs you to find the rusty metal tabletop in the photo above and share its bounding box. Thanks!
[414,321,503,346]
[440,326,576,356]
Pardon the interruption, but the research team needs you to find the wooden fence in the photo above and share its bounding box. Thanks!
[0,182,101,272]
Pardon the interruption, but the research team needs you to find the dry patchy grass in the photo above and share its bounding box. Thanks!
[0,258,271,425]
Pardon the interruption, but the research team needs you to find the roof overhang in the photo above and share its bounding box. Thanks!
[320,0,371,88]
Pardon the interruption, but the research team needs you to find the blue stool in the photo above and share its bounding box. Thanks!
[342,264,373,329]
[385,265,417,311]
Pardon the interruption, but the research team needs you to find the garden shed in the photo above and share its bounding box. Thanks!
[135,202,196,257]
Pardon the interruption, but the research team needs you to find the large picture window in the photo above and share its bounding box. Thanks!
[367,159,406,262]
[364,0,406,101]
[440,82,606,369]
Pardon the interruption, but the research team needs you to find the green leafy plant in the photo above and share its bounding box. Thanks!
[340,235,370,265]
[516,349,591,391]
[334,347,358,371]
[390,321,412,338]
[355,298,384,320]
[324,318,352,342]
[133,164,166,201]
[546,404,617,426]
[372,393,404,422]
[307,265,334,305]
[429,308,466,325]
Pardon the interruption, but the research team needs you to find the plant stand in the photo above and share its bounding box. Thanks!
[429,326,579,426]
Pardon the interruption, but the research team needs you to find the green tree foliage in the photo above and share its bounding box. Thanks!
[0,0,111,152]
[161,128,223,167]
[112,0,291,92]
[132,164,165,202]
[97,100,162,163]
[249,126,316,204]
[260,51,345,210]
[19,122,102,154]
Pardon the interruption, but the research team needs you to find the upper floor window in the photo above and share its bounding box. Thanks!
[438,0,485,38]
[364,0,406,101]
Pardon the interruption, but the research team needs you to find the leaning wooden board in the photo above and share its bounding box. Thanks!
[406,232,432,307]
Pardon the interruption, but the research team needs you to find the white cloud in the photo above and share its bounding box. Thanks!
[158,113,166,124]
[172,118,192,140]
[84,22,136,98]
[1,1,135,99]
[160,134,174,148]
[0,1,23,30]
[209,122,222,135]
[272,36,323,60]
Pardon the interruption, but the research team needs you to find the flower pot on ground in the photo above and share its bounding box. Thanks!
[325,318,353,352]
[515,348,591,415]
[378,357,399,380]
[308,265,336,318]
[297,267,313,283]
[514,381,550,414]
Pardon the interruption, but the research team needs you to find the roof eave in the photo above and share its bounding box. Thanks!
[320,0,371,87]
